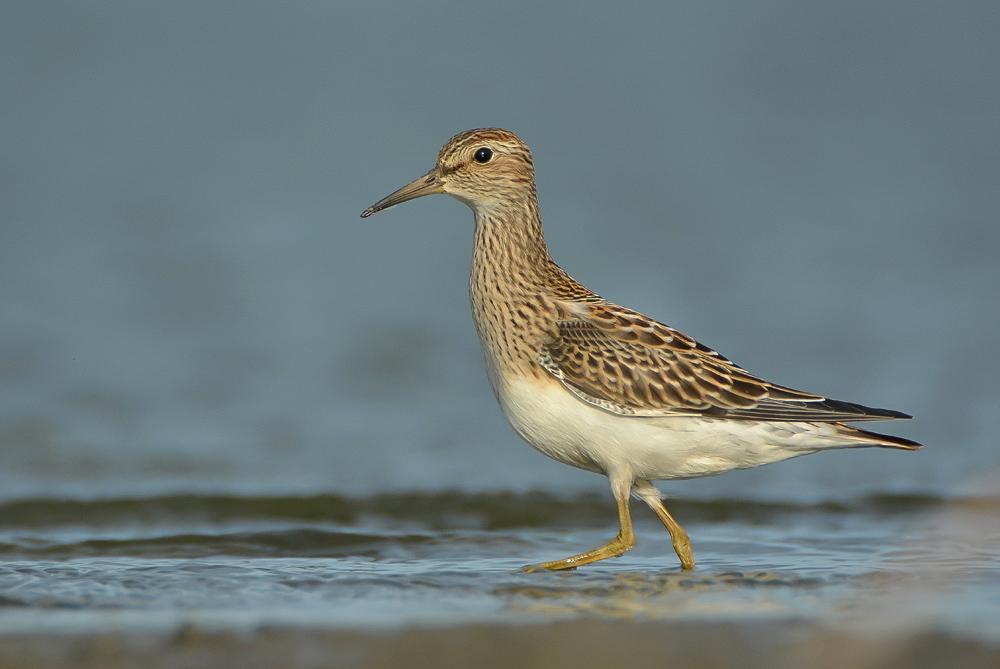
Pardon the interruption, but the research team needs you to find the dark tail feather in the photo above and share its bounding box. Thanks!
[846,425,923,451]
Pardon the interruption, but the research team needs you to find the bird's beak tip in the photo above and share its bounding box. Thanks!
[360,168,443,221]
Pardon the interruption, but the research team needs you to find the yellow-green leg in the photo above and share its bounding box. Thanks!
[634,480,695,570]
[522,478,635,573]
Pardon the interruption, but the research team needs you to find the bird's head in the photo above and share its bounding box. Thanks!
[361,128,535,219]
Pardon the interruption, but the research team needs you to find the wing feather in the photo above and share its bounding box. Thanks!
[540,304,910,422]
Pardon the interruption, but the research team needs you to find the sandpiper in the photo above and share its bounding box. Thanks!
[361,128,920,572]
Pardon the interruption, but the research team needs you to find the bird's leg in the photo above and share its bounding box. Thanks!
[522,476,635,573]
[634,480,695,570]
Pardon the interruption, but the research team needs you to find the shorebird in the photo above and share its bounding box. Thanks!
[360,128,920,572]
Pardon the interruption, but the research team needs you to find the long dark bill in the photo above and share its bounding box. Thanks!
[360,169,443,218]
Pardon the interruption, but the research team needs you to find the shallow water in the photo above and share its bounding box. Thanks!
[1,490,997,643]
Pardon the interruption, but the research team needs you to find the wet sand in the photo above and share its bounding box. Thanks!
[2,621,998,669]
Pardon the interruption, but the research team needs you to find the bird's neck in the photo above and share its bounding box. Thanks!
[470,193,551,294]
[468,192,558,384]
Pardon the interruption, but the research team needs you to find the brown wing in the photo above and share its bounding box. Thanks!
[539,304,910,422]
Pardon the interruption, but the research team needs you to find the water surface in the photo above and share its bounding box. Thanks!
[1,490,997,644]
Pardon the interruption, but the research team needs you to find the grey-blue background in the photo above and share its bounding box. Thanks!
[2,0,997,501]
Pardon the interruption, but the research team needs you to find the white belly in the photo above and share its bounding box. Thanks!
[496,377,835,481]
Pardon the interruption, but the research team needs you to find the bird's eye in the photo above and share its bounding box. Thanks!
[473,147,493,164]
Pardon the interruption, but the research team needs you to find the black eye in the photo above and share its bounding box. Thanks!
[473,147,493,164]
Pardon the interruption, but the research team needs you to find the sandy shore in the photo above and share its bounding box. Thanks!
[2,620,998,669]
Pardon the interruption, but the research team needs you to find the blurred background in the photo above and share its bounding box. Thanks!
[1,0,997,502]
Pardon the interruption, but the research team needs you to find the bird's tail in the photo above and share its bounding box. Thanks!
[836,424,923,451]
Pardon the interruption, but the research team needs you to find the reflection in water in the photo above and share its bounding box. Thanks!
[498,569,828,620]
